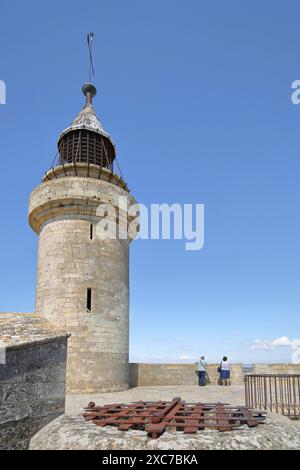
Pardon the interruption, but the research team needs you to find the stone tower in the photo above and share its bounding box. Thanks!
[28,83,137,393]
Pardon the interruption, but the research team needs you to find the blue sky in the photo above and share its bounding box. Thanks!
[0,0,300,364]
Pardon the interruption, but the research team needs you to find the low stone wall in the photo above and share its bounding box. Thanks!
[251,364,300,375]
[129,363,244,387]
[129,363,300,388]
[0,313,68,449]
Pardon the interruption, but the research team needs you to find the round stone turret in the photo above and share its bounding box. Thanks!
[29,85,138,393]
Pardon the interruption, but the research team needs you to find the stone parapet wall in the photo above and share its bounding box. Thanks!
[129,363,244,387]
[251,364,300,375]
[129,363,300,388]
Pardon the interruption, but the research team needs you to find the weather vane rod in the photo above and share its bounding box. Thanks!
[87,32,95,83]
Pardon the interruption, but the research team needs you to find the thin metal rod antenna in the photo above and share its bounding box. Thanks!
[87,32,95,83]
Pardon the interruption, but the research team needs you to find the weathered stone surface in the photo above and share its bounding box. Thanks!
[0,316,68,450]
[0,313,67,349]
[1,382,37,404]
[29,411,300,450]
[0,403,32,425]
[3,414,60,450]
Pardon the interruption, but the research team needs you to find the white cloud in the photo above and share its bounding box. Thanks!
[251,336,299,349]
[272,336,292,347]
[250,336,300,363]
[250,340,273,350]
[179,354,197,360]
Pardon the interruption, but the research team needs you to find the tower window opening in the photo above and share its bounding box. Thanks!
[90,224,93,240]
[87,288,92,312]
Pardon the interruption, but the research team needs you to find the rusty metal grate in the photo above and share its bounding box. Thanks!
[83,397,266,439]
[245,374,300,419]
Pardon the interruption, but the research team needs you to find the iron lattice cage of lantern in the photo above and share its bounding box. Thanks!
[57,128,115,171]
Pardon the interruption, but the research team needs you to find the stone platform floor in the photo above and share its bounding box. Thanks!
[66,384,246,414]
[65,384,300,429]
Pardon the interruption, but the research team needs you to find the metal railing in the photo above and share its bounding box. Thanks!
[245,374,300,419]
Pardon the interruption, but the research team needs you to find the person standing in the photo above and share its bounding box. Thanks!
[219,356,230,386]
[196,356,207,386]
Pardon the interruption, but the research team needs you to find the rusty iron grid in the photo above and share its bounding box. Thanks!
[245,374,300,419]
[83,397,266,439]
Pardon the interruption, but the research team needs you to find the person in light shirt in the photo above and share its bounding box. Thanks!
[196,356,207,386]
[219,356,230,386]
